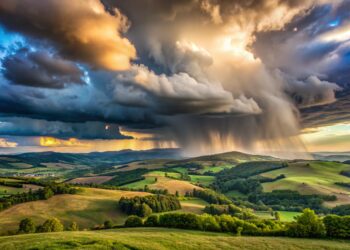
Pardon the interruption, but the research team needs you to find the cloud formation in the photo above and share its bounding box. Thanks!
[0,0,348,156]
[0,0,136,70]
[2,48,85,89]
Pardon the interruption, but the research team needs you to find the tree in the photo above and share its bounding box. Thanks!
[140,203,152,217]
[18,218,36,234]
[40,218,64,232]
[144,215,159,227]
[68,221,79,231]
[104,220,113,229]
[125,215,143,227]
[274,211,281,221]
[287,208,326,238]
[42,187,54,200]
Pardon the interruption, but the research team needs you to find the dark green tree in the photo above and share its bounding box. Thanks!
[18,218,36,234]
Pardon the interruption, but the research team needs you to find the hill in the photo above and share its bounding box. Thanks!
[0,188,150,234]
[0,228,348,250]
[261,161,350,207]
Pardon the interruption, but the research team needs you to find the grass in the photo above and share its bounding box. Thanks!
[189,175,215,186]
[148,176,202,195]
[254,211,301,222]
[0,228,349,250]
[0,188,150,234]
[121,176,157,189]
[0,185,25,197]
[262,161,350,207]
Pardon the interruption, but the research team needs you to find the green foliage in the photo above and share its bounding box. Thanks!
[125,215,143,227]
[104,220,113,229]
[286,209,326,238]
[191,189,232,205]
[274,211,281,221]
[144,215,159,227]
[249,190,335,212]
[105,169,149,186]
[68,221,79,231]
[140,203,152,217]
[39,218,64,233]
[217,161,286,179]
[331,204,350,216]
[204,204,242,216]
[0,183,78,211]
[323,215,350,238]
[18,218,36,234]
[119,195,181,216]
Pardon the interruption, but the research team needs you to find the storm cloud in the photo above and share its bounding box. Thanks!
[0,0,348,156]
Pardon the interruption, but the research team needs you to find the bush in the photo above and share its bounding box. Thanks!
[140,203,153,217]
[18,218,36,234]
[286,209,326,238]
[40,218,64,232]
[68,221,79,231]
[104,220,113,229]
[144,215,159,227]
[323,215,350,238]
[159,213,202,230]
[125,215,143,227]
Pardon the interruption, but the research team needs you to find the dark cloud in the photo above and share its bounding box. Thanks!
[2,48,85,89]
[0,0,348,155]
[0,117,131,140]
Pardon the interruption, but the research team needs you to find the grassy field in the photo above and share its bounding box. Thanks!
[0,228,349,250]
[254,211,301,222]
[147,176,202,195]
[189,175,215,186]
[120,176,157,189]
[0,188,150,234]
[262,161,350,207]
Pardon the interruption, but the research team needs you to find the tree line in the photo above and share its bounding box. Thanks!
[119,195,181,217]
[124,208,350,239]
[0,184,78,211]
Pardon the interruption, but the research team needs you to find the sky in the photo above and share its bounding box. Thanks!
[0,0,349,157]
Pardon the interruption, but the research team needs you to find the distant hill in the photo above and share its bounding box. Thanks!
[176,151,278,165]
[0,149,181,168]
[312,152,350,162]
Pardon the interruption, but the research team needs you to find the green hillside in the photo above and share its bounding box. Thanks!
[261,161,350,207]
[0,228,349,250]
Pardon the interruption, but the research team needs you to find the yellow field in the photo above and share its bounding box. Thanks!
[145,172,203,195]
[0,188,150,234]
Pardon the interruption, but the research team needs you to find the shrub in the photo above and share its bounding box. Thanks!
[104,220,113,229]
[323,215,350,238]
[140,203,153,217]
[18,218,36,234]
[125,215,143,227]
[68,221,79,231]
[40,218,64,232]
[144,215,159,227]
[286,209,326,238]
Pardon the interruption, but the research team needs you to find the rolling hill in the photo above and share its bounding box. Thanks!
[0,228,349,250]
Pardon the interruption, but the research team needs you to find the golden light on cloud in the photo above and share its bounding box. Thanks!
[39,137,89,147]
[0,138,17,148]
[38,135,177,153]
